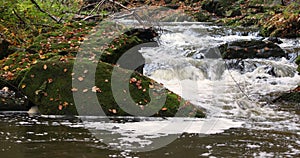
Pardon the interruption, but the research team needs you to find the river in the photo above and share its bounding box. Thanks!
[1,20,300,157]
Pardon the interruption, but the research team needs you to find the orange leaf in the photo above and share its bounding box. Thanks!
[161,107,167,111]
[78,77,84,81]
[71,88,78,92]
[58,105,63,110]
[48,78,53,83]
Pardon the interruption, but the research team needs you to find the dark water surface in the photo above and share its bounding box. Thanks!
[0,112,299,158]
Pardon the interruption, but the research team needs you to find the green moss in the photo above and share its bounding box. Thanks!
[100,35,142,64]
[19,59,205,118]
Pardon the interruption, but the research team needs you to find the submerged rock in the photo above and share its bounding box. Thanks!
[272,86,300,114]
[219,40,286,59]
[0,86,28,111]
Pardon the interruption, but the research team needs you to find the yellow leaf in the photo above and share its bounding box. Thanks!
[39,54,46,59]
[21,84,26,89]
[3,66,9,71]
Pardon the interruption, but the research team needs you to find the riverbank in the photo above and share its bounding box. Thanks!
[0,1,205,117]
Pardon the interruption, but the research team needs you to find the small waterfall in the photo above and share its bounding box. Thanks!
[140,22,300,128]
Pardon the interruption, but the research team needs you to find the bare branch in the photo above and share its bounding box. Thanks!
[12,9,27,26]
[82,14,103,21]
[29,0,61,23]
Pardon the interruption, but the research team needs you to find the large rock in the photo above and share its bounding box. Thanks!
[92,28,158,74]
[19,59,205,117]
[219,40,286,59]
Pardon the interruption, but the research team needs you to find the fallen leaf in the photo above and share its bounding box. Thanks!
[58,105,63,110]
[78,77,84,81]
[112,109,117,114]
[149,84,154,89]
[104,79,109,82]
[63,68,68,72]
[83,89,88,93]
[43,64,47,70]
[92,86,101,93]
[161,107,167,111]
[140,105,144,110]
[21,84,26,89]
[71,88,78,92]
[3,66,9,71]
[39,54,46,59]
[130,77,137,83]
[63,102,68,107]
[48,78,53,83]
[84,70,88,74]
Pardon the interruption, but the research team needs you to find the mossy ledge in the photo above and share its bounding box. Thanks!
[19,59,205,118]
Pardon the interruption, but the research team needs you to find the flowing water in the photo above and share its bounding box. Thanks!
[1,22,300,157]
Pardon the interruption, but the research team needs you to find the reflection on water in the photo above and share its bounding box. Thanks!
[0,112,299,157]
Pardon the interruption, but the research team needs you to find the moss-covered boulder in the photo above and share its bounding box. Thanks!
[219,40,286,59]
[19,59,205,117]
[100,28,158,74]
